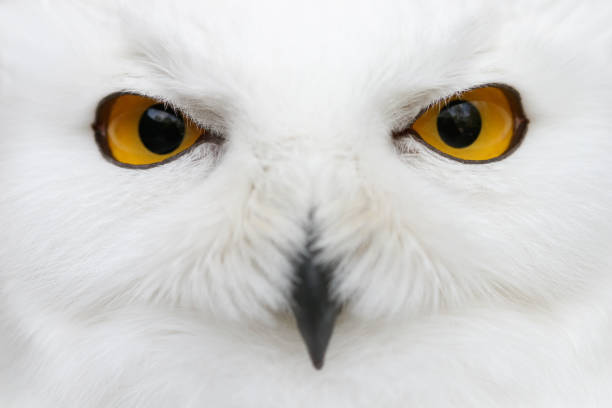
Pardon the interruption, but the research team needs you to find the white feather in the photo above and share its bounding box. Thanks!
[1,0,612,406]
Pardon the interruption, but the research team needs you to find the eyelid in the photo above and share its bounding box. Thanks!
[393,83,528,164]
[93,92,224,169]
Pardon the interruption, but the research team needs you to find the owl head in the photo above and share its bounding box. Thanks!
[1,0,611,372]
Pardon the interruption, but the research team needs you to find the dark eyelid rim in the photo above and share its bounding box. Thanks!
[92,92,224,170]
[392,83,529,164]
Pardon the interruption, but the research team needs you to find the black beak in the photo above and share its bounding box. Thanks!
[291,250,341,370]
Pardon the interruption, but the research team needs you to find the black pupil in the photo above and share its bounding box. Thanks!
[138,103,185,155]
[436,100,481,148]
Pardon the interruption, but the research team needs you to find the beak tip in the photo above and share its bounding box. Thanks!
[303,333,329,370]
[294,305,338,371]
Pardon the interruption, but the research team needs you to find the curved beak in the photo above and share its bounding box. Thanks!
[291,252,341,370]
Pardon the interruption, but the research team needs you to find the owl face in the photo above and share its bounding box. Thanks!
[1,0,611,370]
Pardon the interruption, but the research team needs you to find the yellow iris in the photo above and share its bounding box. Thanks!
[410,86,527,162]
[95,94,205,166]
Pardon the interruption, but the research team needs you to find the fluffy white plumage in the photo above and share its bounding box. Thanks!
[1,0,612,406]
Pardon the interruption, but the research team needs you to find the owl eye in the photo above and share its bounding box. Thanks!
[93,94,206,167]
[405,85,528,162]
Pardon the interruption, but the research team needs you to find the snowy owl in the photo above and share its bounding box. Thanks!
[2,0,612,407]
